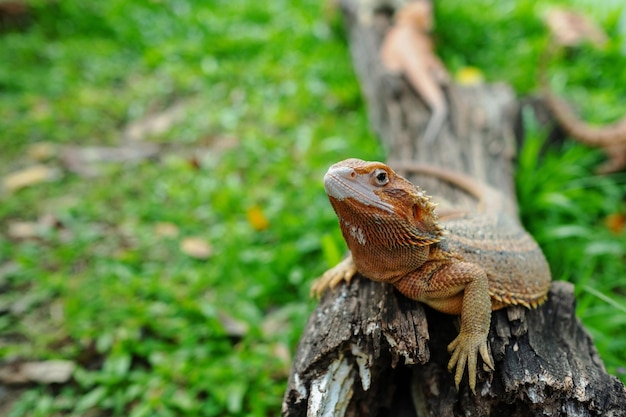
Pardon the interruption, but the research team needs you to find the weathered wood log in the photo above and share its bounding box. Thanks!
[282,1,626,415]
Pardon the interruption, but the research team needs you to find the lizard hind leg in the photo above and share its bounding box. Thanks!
[310,255,358,298]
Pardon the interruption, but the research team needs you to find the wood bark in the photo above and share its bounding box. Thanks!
[282,1,626,415]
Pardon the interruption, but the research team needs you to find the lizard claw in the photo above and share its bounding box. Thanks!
[310,256,357,298]
[447,332,493,393]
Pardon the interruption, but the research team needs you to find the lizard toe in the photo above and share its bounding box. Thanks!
[447,332,491,393]
[310,257,357,298]
[480,342,495,371]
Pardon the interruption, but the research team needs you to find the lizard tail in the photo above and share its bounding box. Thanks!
[387,161,506,215]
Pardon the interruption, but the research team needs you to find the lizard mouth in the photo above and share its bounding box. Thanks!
[324,167,394,213]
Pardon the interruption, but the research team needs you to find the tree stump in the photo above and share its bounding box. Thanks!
[282,1,626,415]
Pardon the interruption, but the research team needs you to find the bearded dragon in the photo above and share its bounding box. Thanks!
[311,158,551,393]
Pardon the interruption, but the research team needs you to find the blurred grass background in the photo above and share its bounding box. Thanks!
[0,0,624,415]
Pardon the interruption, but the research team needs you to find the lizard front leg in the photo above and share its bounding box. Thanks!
[394,260,494,393]
[310,255,357,297]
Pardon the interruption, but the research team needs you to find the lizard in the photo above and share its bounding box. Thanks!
[311,158,552,393]
[380,0,449,144]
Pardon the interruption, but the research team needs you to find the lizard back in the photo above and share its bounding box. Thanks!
[439,212,551,308]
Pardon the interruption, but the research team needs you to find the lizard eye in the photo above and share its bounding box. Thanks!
[372,169,389,186]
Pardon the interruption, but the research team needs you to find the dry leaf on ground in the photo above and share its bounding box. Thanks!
[217,311,249,337]
[60,144,160,177]
[246,206,270,231]
[605,213,625,235]
[122,101,187,142]
[154,222,180,238]
[7,214,66,240]
[0,360,75,385]
[27,142,57,161]
[7,221,38,239]
[180,237,213,259]
[2,165,60,192]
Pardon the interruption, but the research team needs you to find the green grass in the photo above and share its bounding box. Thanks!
[516,115,626,374]
[0,0,624,415]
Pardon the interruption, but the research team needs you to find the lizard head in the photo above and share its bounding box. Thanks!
[324,158,443,249]
[324,158,443,281]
